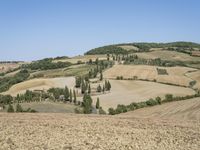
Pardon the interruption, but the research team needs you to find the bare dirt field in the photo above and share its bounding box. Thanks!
[121,97,200,121]
[0,113,199,150]
[91,80,195,111]
[103,65,197,87]
[135,50,200,62]
[3,77,75,96]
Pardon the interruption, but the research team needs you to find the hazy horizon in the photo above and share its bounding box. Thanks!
[1,0,200,61]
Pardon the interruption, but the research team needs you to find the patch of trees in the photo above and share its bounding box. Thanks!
[85,45,128,55]
[0,69,30,92]
[156,68,168,75]
[108,92,200,115]
[96,80,111,93]
[7,103,37,113]
[22,58,71,70]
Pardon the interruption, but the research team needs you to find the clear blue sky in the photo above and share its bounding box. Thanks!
[0,0,200,61]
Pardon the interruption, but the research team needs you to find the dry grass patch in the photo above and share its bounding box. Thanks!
[3,77,75,96]
[91,80,195,112]
[104,65,197,87]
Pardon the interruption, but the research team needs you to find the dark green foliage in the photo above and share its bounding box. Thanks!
[157,68,168,75]
[22,58,71,70]
[82,93,93,114]
[108,108,116,115]
[146,98,159,106]
[64,86,69,101]
[85,45,128,55]
[164,94,173,102]
[99,107,106,115]
[69,89,73,103]
[0,69,30,92]
[97,85,102,93]
[16,103,23,112]
[75,76,82,88]
[0,95,13,105]
[7,104,14,113]
[81,79,87,94]
[155,96,162,105]
[116,76,123,80]
[48,88,64,100]
[88,84,91,94]
[100,72,103,81]
[96,97,100,109]
[73,90,77,104]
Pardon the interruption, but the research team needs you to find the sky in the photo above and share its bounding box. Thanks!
[0,0,200,61]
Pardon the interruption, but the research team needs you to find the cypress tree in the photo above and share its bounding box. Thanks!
[64,86,69,101]
[97,84,102,93]
[69,89,73,103]
[108,80,111,91]
[100,72,103,81]
[73,90,77,104]
[81,79,86,94]
[88,84,91,94]
[96,97,100,109]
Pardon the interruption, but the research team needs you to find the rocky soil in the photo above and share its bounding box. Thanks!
[0,113,200,150]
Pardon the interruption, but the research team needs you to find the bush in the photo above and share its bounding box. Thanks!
[164,94,173,102]
[108,108,116,115]
[99,107,106,115]
[16,103,23,112]
[7,104,14,113]
[146,98,158,106]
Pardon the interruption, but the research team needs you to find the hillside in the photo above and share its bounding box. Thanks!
[85,42,200,55]
[0,113,200,150]
[121,97,200,121]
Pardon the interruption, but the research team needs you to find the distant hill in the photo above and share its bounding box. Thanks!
[85,42,200,55]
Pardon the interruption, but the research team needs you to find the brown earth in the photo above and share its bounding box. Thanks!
[0,113,199,150]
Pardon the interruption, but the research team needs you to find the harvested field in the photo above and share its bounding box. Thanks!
[3,77,75,96]
[186,70,200,89]
[121,97,200,121]
[53,55,107,64]
[0,113,199,150]
[104,65,197,87]
[135,50,200,62]
[91,80,195,112]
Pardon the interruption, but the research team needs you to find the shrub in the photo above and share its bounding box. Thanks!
[108,108,116,115]
[16,103,23,112]
[7,104,14,113]
[164,94,173,102]
[146,98,158,106]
